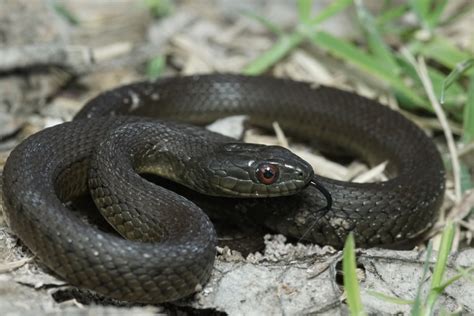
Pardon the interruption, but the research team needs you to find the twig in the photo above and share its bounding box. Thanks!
[447,189,474,222]
[352,161,388,183]
[0,257,33,273]
[272,122,289,148]
[0,45,93,72]
[458,142,474,158]
[401,48,462,203]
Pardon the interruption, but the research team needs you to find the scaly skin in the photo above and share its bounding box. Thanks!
[2,74,445,303]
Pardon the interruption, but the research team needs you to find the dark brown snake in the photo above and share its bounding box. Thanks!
[1,74,445,303]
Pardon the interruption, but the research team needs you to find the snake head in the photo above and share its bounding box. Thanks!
[200,143,314,197]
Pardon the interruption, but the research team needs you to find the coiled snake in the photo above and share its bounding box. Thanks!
[2,74,445,303]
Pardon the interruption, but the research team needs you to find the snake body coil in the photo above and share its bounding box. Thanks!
[2,74,445,303]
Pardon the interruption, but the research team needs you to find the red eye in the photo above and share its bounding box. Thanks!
[256,163,279,185]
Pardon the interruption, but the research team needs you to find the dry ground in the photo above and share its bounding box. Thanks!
[0,0,473,315]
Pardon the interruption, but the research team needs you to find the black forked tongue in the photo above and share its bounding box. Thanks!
[309,177,332,213]
[297,177,333,243]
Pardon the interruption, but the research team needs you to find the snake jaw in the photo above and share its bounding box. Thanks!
[211,177,310,198]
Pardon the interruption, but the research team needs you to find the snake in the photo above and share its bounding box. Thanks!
[1,74,445,303]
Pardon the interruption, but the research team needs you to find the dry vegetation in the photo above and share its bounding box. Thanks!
[0,0,473,315]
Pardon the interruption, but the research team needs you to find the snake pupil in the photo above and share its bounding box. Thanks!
[256,163,279,185]
[263,169,273,178]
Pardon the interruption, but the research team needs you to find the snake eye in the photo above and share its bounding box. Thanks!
[256,163,279,185]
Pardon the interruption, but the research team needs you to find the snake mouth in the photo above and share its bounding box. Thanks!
[213,178,308,197]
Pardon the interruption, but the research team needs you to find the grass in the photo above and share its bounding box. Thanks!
[343,223,473,315]
[342,234,366,316]
[243,0,473,126]
[52,1,80,25]
[466,73,474,143]
[441,58,474,142]
[408,0,449,33]
[144,0,174,17]
[242,0,353,75]
[243,0,473,314]
[146,55,167,79]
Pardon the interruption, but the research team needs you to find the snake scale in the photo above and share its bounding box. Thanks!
[2,74,445,303]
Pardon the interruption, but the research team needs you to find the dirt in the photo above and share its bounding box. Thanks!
[0,0,472,315]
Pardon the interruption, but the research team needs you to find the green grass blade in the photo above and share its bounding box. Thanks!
[146,55,166,79]
[309,31,429,110]
[411,242,433,316]
[429,222,455,287]
[409,0,431,28]
[441,58,474,104]
[396,56,465,116]
[367,290,414,305]
[298,0,313,25]
[343,233,366,316]
[308,0,353,26]
[241,11,284,36]
[409,0,448,30]
[244,0,353,74]
[440,58,474,141]
[434,266,474,293]
[424,221,455,315]
[144,0,173,17]
[460,164,473,192]
[376,3,409,26]
[410,37,474,75]
[243,33,304,75]
[354,0,400,75]
[425,0,448,30]
[424,67,465,113]
[53,1,80,25]
[465,73,474,142]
